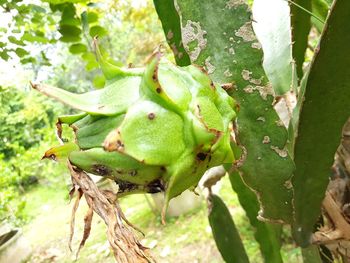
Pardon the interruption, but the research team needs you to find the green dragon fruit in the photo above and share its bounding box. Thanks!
[33,44,237,215]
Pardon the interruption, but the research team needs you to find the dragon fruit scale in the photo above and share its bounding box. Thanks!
[33,45,237,214]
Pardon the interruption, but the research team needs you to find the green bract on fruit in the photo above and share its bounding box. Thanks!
[33,44,237,214]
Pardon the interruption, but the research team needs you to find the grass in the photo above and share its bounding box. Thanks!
[21,175,302,263]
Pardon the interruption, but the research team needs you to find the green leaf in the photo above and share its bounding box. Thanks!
[229,171,283,263]
[89,25,107,38]
[176,0,294,223]
[87,12,98,23]
[60,16,80,27]
[290,0,312,80]
[82,51,95,61]
[20,57,36,64]
[69,43,87,54]
[58,25,82,37]
[292,0,350,246]
[153,0,191,66]
[252,0,297,95]
[85,60,98,71]
[59,35,81,43]
[8,36,25,46]
[31,16,42,24]
[92,74,105,89]
[35,30,45,37]
[11,29,21,34]
[30,4,46,13]
[208,194,250,263]
[59,3,80,26]
[15,47,29,57]
[0,50,9,61]
[21,33,48,43]
[82,52,98,71]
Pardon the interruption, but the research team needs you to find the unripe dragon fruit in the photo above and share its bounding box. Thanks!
[33,44,237,215]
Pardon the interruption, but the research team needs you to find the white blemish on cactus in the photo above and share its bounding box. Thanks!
[243,83,273,100]
[241,69,252,80]
[235,22,256,42]
[262,136,270,144]
[243,85,254,93]
[182,20,207,61]
[270,146,288,158]
[167,30,174,40]
[249,77,262,85]
[170,43,184,60]
[256,84,274,100]
[284,180,293,189]
[251,42,262,49]
[224,69,232,77]
[228,47,235,55]
[275,120,284,127]
[170,43,178,56]
[257,116,265,122]
[225,0,246,9]
[204,57,215,74]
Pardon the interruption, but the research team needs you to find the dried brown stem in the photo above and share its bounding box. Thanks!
[69,188,83,252]
[312,191,350,244]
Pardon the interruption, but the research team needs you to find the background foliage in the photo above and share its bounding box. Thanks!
[0,0,166,225]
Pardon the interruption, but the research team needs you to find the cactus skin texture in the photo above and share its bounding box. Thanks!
[34,47,237,214]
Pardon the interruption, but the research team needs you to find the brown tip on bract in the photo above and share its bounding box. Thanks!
[29,81,38,90]
[41,149,57,161]
[103,129,124,152]
[191,64,210,76]
[221,83,234,90]
[144,46,163,65]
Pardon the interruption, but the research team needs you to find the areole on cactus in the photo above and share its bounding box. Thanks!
[31,40,237,261]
